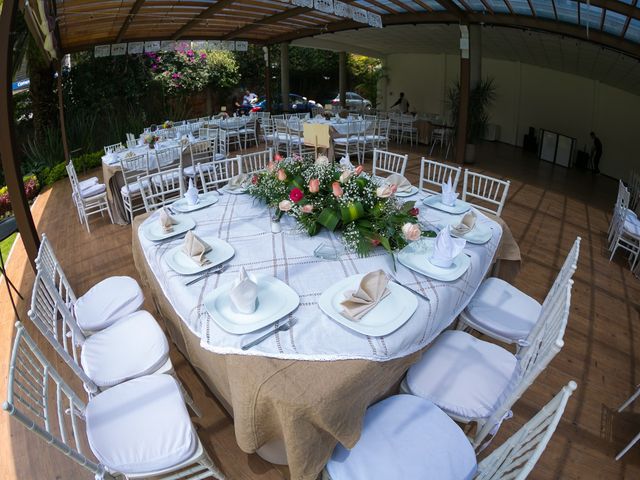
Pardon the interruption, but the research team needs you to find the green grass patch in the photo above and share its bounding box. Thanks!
[0,233,17,261]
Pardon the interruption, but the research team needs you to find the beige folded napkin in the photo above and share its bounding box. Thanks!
[124,151,136,159]
[227,174,250,191]
[340,270,391,321]
[229,267,258,314]
[159,207,177,233]
[181,231,211,266]
[441,176,458,206]
[450,211,477,236]
[430,227,466,268]
[385,173,413,193]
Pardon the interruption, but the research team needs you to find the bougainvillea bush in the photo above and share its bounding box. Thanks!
[0,175,40,219]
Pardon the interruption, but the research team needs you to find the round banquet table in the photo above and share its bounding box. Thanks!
[132,190,511,480]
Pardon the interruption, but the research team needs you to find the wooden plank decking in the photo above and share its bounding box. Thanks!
[1,141,639,479]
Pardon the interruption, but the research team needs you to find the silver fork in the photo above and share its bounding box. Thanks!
[241,317,297,350]
[184,264,228,286]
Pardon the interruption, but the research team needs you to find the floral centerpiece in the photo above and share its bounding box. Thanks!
[144,134,160,149]
[248,155,431,257]
[162,120,174,129]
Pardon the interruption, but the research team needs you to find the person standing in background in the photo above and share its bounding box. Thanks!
[391,92,409,113]
[590,131,603,174]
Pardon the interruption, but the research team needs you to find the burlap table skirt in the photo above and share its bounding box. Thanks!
[131,212,521,480]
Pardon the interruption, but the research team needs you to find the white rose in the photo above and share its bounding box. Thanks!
[402,223,421,241]
[279,200,293,212]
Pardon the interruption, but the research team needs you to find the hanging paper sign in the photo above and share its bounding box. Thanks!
[333,1,350,18]
[94,45,111,57]
[144,41,160,52]
[220,40,236,51]
[235,41,248,52]
[314,0,334,14]
[367,12,383,28]
[111,43,127,56]
[127,42,144,54]
[292,0,313,7]
[208,40,222,50]
[192,40,207,50]
[160,40,176,52]
[351,6,368,24]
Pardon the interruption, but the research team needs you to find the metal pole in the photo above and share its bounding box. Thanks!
[339,51,347,110]
[455,25,471,164]
[264,46,271,112]
[0,0,40,270]
[57,64,70,162]
[280,43,289,113]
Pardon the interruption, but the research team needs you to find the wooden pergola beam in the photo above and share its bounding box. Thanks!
[115,0,147,43]
[172,0,238,40]
[434,0,464,14]
[223,7,312,40]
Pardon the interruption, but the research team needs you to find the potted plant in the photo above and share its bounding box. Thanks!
[447,78,496,163]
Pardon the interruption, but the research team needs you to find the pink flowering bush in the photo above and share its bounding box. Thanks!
[0,175,40,219]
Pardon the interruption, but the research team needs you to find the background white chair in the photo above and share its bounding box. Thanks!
[240,149,273,175]
[104,142,124,154]
[119,152,151,221]
[419,158,462,196]
[239,115,258,149]
[66,161,113,233]
[198,157,242,193]
[458,236,580,348]
[35,234,144,333]
[402,278,573,447]
[462,169,511,217]
[616,385,640,461]
[371,149,408,178]
[324,382,576,480]
[334,121,361,163]
[2,323,224,480]
[139,167,184,213]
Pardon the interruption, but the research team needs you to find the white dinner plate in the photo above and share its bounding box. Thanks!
[204,274,299,334]
[437,218,493,245]
[398,238,471,282]
[395,186,419,197]
[143,215,196,242]
[422,194,471,214]
[164,237,234,275]
[171,193,219,213]
[222,185,248,195]
[319,274,418,337]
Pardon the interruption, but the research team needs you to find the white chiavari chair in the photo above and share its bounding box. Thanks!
[3,322,223,480]
[66,162,113,233]
[199,116,211,122]
[104,142,124,155]
[323,381,576,480]
[371,117,390,151]
[402,277,573,448]
[126,133,137,148]
[183,138,216,180]
[429,126,452,159]
[398,114,417,145]
[139,167,184,213]
[240,149,273,175]
[616,385,640,460]
[629,170,640,211]
[224,118,243,152]
[334,121,360,163]
[198,157,242,193]
[256,111,271,121]
[458,236,580,348]
[418,158,462,196]
[152,146,181,172]
[608,180,633,243]
[120,152,151,221]
[260,117,277,149]
[462,170,511,217]
[608,206,640,270]
[371,149,408,178]
[239,115,259,149]
[36,234,144,333]
[358,116,377,160]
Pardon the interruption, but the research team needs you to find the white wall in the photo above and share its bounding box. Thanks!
[384,53,640,179]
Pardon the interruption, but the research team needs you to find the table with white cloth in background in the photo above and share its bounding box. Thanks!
[290,118,373,158]
[132,188,508,480]
[101,139,195,224]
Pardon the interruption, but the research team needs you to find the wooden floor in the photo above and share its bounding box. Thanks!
[1,141,640,479]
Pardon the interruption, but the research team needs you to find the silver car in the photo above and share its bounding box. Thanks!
[331,92,372,111]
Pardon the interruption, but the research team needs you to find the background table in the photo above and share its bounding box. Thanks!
[132,191,509,479]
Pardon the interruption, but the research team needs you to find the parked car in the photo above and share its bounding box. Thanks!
[251,93,317,113]
[331,92,372,111]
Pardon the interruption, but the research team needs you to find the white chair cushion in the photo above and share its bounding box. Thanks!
[86,374,198,475]
[184,155,227,177]
[152,170,181,185]
[405,330,517,420]
[79,177,99,189]
[80,182,106,198]
[334,137,359,144]
[120,180,149,196]
[624,217,640,237]
[74,276,144,331]
[81,310,169,387]
[326,394,477,480]
[626,210,638,222]
[463,277,541,342]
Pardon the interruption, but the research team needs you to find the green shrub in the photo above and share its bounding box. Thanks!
[39,150,104,187]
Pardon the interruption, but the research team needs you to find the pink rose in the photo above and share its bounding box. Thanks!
[274,153,283,162]
[279,200,292,212]
[402,223,421,241]
[409,207,419,216]
[266,161,275,172]
[354,165,364,175]
[277,169,287,181]
[332,182,343,198]
[308,178,320,193]
[301,204,314,214]
[289,187,304,203]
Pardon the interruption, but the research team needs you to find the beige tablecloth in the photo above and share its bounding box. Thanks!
[132,210,521,480]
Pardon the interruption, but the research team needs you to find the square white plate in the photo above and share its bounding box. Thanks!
[164,237,234,275]
[422,194,471,214]
[319,274,418,337]
[398,238,471,282]
[204,274,300,334]
[222,185,248,195]
[143,214,196,242]
[438,218,493,244]
[171,193,219,213]
[395,186,419,197]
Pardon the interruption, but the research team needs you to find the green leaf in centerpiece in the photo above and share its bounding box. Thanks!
[341,202,365,223]
[291,175,305,190]
[317,208,340,231]
[399,200,416,213]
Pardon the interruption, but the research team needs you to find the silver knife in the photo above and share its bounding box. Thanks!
[388,275,431,302]
[184,264,228,286]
